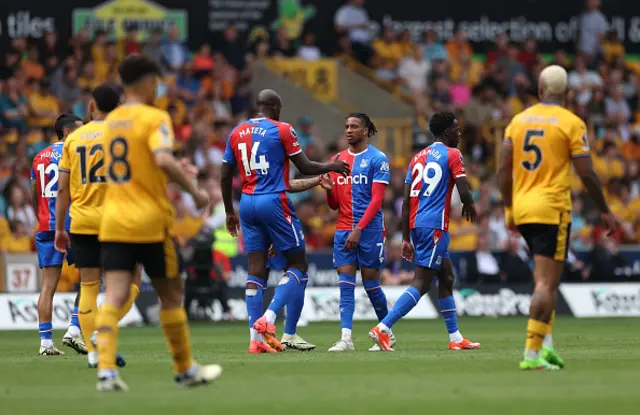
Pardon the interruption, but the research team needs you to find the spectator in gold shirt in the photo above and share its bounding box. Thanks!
[448,208,479,251]
[372,28,404,68]
[1,220,32,253]
[27,79,59,129]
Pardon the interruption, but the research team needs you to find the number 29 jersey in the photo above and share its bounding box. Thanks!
[405,142,466,231]
[31,141,71,232]
[222,117,302,195]
[59,121,107,235]
[504,103,589,226]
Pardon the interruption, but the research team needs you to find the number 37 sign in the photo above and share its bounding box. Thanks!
[6,263,38,293]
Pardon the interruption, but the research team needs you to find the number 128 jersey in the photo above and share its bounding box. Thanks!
[223,117,302,195]
[405,142,466,231]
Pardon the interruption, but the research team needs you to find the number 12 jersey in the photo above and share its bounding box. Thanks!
[223,117,302,194]
[405,141,466,231]
[31,141,70,232]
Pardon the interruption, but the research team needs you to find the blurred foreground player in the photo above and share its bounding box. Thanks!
[31,113,86,356]
[54,83,140,368]
[498,65,617,370]
[321,113,394,352]
[96,54,221,391]
[221,89,350,353]
[369,112,480,351]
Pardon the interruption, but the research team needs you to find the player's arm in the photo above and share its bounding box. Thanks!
[290,152,350,176]
[400,182,414,262]
[220,162,236,215]
[55,142,72,233]
[569,120,618,234]
[356,155,390,230]
[288,176,321,193]
[54,171,71,233]
[30,180,38,219]
[497,138,514,227]
[279,124,350,176]
[450,150,477,223]
[151,113,208,208]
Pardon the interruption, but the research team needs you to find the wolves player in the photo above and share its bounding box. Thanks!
[31,113,87,356]
[369,112,480,351]
[221,89,350,353]
[498,65,617,370]
[54,83,136,368]
[319,113,393,352]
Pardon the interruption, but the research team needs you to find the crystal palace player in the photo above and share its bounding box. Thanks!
[369,112,480,351]
[221,89,350,353]
[31,113,87,356]
[320,113,394,352]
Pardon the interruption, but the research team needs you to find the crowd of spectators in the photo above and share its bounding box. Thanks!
[331,0,640,283]
[0,0,638,288]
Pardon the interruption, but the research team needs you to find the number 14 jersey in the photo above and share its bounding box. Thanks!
[405,142,466,231]
[223,117,302,195]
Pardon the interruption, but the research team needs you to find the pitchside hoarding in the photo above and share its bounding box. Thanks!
[2,0,640,53]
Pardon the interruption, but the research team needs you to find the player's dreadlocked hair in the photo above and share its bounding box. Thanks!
[347,112,377,137]
[429,111,456,137]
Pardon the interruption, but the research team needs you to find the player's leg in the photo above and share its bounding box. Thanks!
[96,242,136,391]
[358,229,395,351]
[239,197,277,353]
[518,221,568,371]
[540,217,570,368]
[277,251,315,351]
[58,246,88,354]
[246,251,277,353]
[437,259,480,350]
[37,265,63,355]
[327,230,357,351]
[369,228,442,351]
[118,263,141,320]
[253,194,307,351]
[35,232,65,355]
[145,240,222,387]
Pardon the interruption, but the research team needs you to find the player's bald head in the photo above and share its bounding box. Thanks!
[256,89,282,120]
[539,65,568,101]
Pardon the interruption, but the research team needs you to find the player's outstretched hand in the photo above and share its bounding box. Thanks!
[401,240,415,262]
[330,159,350,176]
[462,203,477,223]
[600,212,619,236]
[344,227,362,250]
[54,230,70,254]
[193,189,210,209]
[226,212,240,237]
[268,245,276,258]
[320,174,334,190]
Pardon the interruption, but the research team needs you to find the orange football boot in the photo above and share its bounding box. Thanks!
[248,340,277,354]
[449,338,481,350]
[253,316,285,352]
[368,326,394,351]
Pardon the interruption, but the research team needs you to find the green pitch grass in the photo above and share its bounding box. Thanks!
[0,318,638,415]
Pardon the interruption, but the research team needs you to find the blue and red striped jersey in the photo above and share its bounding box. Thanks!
[330,145,390,231]
[30,141,71,232]
[405,142,466,231]
[223,117,302,195]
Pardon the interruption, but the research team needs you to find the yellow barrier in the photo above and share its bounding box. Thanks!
[372,118,413,167]
[266,59,338,103]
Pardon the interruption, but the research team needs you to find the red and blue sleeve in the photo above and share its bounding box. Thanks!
[404,161,413,184]
[448,149,466,179]
[222,135,236,165]
[356,182,386,230]
[278,123,302,157]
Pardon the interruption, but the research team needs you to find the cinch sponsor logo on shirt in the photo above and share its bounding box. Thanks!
[238,127,267,137]
[337,174,368,185]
